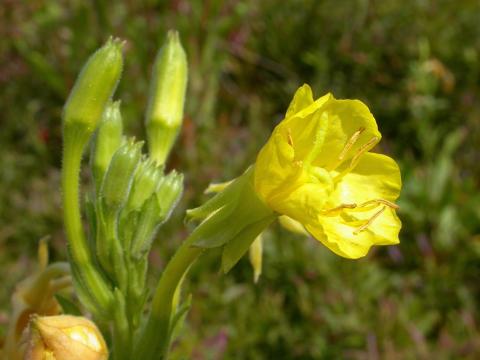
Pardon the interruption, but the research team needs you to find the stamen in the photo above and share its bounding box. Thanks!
[329,127,365,170]
[357,199,399,210]
[353,206,386,235]
[350,136,379,164]
[322,203,357,215]
[334,136,379,181]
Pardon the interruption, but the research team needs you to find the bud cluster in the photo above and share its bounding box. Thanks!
[60,30,188,358]
[91,121,184,327]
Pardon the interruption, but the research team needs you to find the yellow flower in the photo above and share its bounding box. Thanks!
[254,84,401,259]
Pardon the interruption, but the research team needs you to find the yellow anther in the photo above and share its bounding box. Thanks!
[353,206,386,235]
[358,198,399,210]
[322,203,357,215]
[287,129,294,147]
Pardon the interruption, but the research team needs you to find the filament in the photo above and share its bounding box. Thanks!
[334,136,379,181]
[329,127,365,170]
[353,206,386,235]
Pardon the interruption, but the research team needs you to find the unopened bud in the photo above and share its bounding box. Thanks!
[92,101,124,190]
[129,171,183,257]
[156,170,184,220]
[126,159,164,212]
[63,37,124,135]
[146,30,188,165]
[23,315,108,360]
[101,139,142,214]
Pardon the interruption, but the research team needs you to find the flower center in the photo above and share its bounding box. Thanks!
[322,128,399,235]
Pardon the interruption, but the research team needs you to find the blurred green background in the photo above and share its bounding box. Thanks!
[1,0,480,358]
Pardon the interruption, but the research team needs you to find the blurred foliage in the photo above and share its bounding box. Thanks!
[1,0,480,358]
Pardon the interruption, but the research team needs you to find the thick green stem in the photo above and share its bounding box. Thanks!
[112,288,132,360]
[62,124,113,313]
[135,235,203,359]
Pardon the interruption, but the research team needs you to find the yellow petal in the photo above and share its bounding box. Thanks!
[306,152,402,259]
[285,84,314,118]
[266,169,333,223]
[254,130,297,203]
[254,91,332,204]
[311,98,382,170]
[306,209,400,259]
[274,94,332,163]
[329,152,401,205]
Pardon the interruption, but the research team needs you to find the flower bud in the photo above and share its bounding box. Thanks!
[129,170,184,258]
[125,158,164,212]
[63,37,124,135]
[101,139,142,214]
[91,101,124,190]
[23,315,108,360]
[145,30,188,165]
[155,170,184,220]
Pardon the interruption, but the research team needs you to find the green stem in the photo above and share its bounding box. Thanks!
[62,124,113,313]
[112,288,132,360]
[135,235,203,359]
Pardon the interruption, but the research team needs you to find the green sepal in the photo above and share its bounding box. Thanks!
[185,172,244,223]
[187,204,239,248]
[221,215,275,273]
[189,167,274,249]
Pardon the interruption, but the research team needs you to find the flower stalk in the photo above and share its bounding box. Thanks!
[135,235,203,359]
